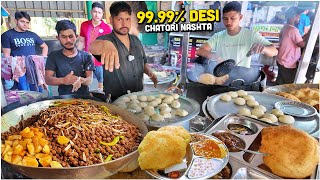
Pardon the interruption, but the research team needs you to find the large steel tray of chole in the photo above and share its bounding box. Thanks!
[203,113,318,179]
[113,91,200,128]
[205,91,319,137]
[1,98,148,179]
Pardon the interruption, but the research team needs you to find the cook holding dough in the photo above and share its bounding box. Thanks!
[196,1,278,68]
[89,1,158,101]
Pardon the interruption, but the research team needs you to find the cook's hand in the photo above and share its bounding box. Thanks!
[64,71,79,85]
[72,77,81,92]
[249,43,265,55]
[100,41,120,72]
[149,73,158,88]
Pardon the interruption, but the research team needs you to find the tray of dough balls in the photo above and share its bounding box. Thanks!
[205,90,319,136]
[113,92,200,128]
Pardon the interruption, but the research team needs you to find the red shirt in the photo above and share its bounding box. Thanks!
[80,20,112,66]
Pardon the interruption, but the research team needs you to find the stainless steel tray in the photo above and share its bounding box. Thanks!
[146,132,229,179]
[206,91,319,137]
[113,92,200,128]
[204,114,318,179]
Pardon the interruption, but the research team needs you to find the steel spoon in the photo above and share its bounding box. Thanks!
[235,146,270,156]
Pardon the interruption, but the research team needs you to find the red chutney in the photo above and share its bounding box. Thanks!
[192,139,222,158]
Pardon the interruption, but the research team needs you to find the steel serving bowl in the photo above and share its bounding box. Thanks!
[1,98,148,179]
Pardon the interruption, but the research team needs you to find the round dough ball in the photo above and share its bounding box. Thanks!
[260,118,273,123]
[198,73,215,85]
[131,105,142,113]
[120,96,131,103]
[138,95,148,102]
[251,108,264,118]
[248,114,258,119]
[220,94,232,102]
[238,108,251,116]
[253,105,267,112]
[114,100,125,106]
[160,106,171,113]
[151,114,165,121]
[163,96,174,104]
[137,113,150,122]
[172,93,180,100]
[171,100,181,109]
[147,96,156,102]
[175,109,189,117]
[160,111,172,119]
[139,102,148,108]
[148,101,158,107]
[144,109,156,116]
[144,106,155,111]
[279,115,295,124]
[128,94,138,100]
[128,103,139,109]
[236,90,248,97]
[158,103,169,108]
[243,95,255,101]
[271,109,284,117]
[234,97,246,106]
[263,113,278,123]
[159,94,167,99]
[154,98,162,105]
[227,91,238,98]
[117,103,127,109]
[247,100,259,107]
[132,99,140,104]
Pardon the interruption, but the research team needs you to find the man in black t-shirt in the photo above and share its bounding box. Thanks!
[90,1,157,101]
[1,11,48,91]
[45,20,94,96]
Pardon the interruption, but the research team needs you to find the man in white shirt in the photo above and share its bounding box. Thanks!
[196,1,278,68]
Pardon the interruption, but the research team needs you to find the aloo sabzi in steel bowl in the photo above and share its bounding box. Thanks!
[1,99,148,178]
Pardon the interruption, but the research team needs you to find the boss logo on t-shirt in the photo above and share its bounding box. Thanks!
[13,38,35,47]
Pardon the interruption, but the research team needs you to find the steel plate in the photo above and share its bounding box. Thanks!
[146,132,229,179]
[275,100,317,117]
[113,92,200,128]
[206,91,319,136]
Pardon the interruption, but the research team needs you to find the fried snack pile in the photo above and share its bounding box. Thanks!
[138,126,190,170]
[276,88,319,111]
[259,126,319,178]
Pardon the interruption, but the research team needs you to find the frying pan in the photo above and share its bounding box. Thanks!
[213,51,252,77]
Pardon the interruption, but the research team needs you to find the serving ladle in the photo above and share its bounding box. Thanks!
[234,146,270,156]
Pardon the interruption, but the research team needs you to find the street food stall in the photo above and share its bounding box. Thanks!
[1,1,320,179]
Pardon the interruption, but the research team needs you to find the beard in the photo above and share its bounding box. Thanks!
[61,43,75,50]
[113,27,129,35]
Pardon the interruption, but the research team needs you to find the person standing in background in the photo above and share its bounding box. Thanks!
[78,2,112,92]
[296,8,311,36]
[276,7,305,84]
[1,11,48,91]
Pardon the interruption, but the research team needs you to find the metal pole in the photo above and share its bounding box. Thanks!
[295,2,320,83]
[179,2,191,96]
[86,1,92,20]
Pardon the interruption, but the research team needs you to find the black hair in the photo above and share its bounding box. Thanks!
[109,1,132,17]
[126,2,148,32]
[55,20,77,35]
[15,11,31,21]
[223,1,241,14]
[92,2,103,10]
